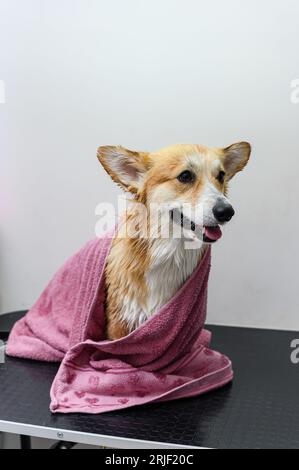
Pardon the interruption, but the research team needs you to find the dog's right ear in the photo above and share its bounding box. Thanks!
[97,146,151,193]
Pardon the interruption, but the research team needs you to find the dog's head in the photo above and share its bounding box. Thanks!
[97,142,251,244]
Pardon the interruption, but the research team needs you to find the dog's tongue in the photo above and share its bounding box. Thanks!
[204,225,222,240]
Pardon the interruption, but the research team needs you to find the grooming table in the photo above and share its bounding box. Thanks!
[0,311,299,449]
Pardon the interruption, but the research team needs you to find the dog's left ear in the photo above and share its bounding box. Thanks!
[97,146,151,193]
[221,142,251,180]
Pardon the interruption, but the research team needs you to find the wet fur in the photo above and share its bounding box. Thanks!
[97,143,251,340]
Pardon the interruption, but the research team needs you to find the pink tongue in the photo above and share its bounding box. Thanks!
[204,225,222,241]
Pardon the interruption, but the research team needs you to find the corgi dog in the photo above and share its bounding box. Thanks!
[97,142,251,340]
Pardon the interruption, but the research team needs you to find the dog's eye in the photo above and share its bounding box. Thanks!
[216,170,225,184]
[177,170,196,184]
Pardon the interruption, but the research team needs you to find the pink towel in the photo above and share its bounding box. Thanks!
[6,231,233,414]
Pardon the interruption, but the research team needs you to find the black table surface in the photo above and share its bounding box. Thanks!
[0,312,299,449]
[0,311,26,339]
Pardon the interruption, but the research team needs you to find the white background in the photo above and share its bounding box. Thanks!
[0,0,299,330]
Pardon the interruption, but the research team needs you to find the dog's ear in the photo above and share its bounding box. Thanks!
[221,142,251,180]
[97,146,151,193]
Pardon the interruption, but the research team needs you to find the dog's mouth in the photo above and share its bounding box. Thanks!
[171,210,223,243]
[202,225,222,243]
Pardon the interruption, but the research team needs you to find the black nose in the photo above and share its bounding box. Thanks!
[212,201,235,223]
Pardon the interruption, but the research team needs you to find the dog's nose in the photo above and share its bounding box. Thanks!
[212,201,235,223]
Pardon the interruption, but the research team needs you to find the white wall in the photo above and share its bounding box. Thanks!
[0,0,298,330]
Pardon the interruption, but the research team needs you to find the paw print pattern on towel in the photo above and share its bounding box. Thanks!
[85,398,99,405]
[136,389,147,398]
[128,373,140,386]
[153,372,167,384]
[88,376,100,388]
[110,384,125,396]
[117,398,129,405]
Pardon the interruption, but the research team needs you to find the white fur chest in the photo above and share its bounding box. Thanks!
[119,238,204,331]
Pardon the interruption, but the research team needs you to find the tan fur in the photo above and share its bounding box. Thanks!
[105,225,150,339]
[98,142,251,340]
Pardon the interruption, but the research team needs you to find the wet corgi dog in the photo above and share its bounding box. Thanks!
[97,142,251,340]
